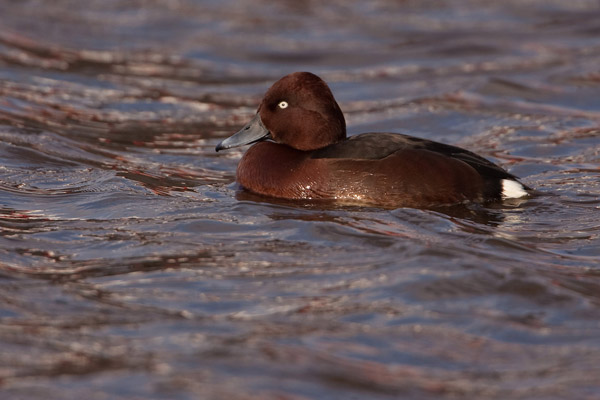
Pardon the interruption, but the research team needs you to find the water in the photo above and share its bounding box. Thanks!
[1,1,600,399]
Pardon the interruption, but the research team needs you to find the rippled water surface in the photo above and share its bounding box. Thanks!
[1,1,600,399]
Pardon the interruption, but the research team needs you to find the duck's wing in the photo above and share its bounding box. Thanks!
[311,132,523,183]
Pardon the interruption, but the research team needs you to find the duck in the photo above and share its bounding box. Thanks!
[216,72,530,208]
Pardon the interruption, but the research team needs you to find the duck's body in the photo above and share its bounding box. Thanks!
[216,72,530,207]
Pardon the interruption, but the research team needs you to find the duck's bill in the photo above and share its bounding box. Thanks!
[215,114,271,151]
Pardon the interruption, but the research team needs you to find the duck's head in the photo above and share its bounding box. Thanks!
[216,72,346,152]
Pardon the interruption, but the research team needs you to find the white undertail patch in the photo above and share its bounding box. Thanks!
[501,179,528,199]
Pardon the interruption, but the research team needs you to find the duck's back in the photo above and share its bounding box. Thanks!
[310,133,528,205]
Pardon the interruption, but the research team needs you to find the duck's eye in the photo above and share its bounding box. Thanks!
[278,101,288,109]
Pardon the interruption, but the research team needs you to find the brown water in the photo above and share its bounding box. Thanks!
[1,1,600,399]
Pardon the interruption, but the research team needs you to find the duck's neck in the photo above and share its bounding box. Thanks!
[236,142,327,199]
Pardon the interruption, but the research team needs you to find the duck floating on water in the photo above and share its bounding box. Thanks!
[216,72,530,207]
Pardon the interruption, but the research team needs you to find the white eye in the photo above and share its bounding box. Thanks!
[278,101,288,109]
